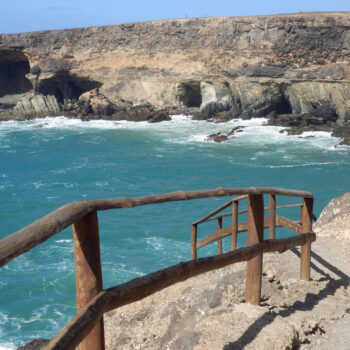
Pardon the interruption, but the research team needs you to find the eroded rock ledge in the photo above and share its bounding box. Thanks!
[1,12,350,143]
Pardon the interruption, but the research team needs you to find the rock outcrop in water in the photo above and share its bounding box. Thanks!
[0,12,350,143]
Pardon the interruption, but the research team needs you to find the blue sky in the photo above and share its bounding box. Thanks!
[1,0,350,34]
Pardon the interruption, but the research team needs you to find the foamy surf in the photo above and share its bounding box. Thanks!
[0,115,348,150]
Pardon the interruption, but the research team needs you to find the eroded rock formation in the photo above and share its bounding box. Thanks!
[0,12,350,141]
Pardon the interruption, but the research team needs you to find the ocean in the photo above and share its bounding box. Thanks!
[0,115,349,348]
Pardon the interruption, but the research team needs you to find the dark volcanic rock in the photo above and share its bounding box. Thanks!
[267,111,336,135]
[332,124,350,146]
[207,132,228,143]
[243,65,286,78]
[17,339,50,350]
[206,126,244,143]
[112,103,171,123]
[309,100,338,122]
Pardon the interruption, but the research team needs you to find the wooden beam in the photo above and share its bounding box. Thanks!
[193,198,233,225]
[301,198,314,281]
[231,201,238,250]
[191,224,197,260]
[196,218,273,250]
[45,233,316,350]
[268,194,276,240]
[204,203,303,223]
[0,201,95,267]
[232,194,249,202]
[245,194,264,306]
[276,216,303,234]
[73,212,104,350]
[217,218,222,254]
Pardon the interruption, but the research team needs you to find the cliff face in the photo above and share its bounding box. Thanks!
[0,12,350,131]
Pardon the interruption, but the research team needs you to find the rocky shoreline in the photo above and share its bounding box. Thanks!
[1,89,349,146]
[1,12,350,144]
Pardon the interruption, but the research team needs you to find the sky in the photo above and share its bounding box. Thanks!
[1,0,350,34]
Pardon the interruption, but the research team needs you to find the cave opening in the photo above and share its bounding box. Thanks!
[38,74,102,104]
[275,94,292,114]
[177,81,202,107]
[0,50,32,97]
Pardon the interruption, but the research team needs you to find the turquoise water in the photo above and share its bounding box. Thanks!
[0,115,349,348]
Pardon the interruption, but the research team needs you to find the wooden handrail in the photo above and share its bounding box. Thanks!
[45,232,316,350]
[195,218,303,249]
[0,187,313,267]
[201,203,304,223]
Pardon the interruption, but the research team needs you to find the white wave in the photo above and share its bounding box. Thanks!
[0,344,15,350]
[0,115,348,151]
[269,161,338,169]
[55,239,72,243]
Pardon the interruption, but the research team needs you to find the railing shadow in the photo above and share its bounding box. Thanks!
[223,248,350,350]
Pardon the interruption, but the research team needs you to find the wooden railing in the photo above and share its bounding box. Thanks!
[0,187,316,350]
[191,193,316,305]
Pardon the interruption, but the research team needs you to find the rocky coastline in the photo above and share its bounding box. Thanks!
[1,12,350,144]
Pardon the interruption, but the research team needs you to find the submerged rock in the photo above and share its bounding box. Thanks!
[206,126,244,143]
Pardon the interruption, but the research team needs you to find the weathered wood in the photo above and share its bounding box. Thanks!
[196,218,273,249]
[217,218,223,254]
[232,201,238,250]
[268,194,276,240]
[0,201,95,268]
[276,216,303,234]
[206,203,303,223]
[245,194,264,305]
[191,224,197,260]
[73,212,104,350]
[301,198,314,281]
[92,188,313,212]
[232,194,249,202]
[0,187,313,267]
[193,198,233,225]
[45,233,316,350]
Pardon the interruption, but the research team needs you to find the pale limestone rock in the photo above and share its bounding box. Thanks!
[9,94,61,119]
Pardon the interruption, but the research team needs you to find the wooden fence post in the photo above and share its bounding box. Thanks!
[231,201,238,250]
[268,194,276,240]
[73,211,105,350]
[300,197,313,281]
[217,217,223,254]
[191,224,197,260]
[245,194,264,305]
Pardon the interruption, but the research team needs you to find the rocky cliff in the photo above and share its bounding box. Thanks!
[1,12,350,142]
